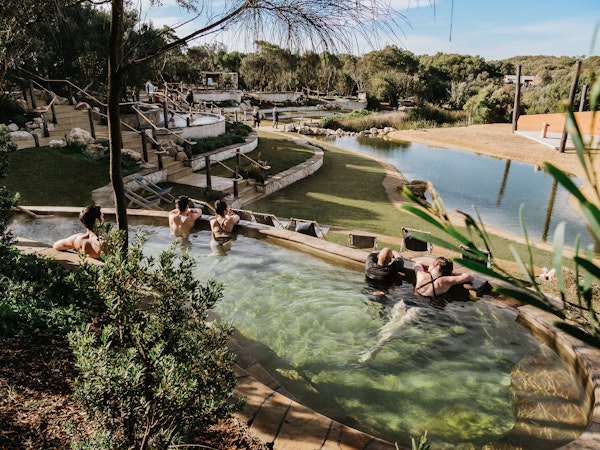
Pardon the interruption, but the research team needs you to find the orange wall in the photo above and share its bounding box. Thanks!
[517,111,600,136]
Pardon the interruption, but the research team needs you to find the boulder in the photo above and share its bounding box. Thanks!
[69,127,93,145]
[49,139,66,148]
[85,143,107,156]
[399,179,428,199]
[10,131,34,142]
[121,148,143,163]
[75,102,90,111]
[175,151,188,161]
[7,123,19,132]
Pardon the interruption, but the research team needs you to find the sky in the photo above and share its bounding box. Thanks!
[140,0,599,60]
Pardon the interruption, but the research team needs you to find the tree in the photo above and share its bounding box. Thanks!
[104,0,406,251]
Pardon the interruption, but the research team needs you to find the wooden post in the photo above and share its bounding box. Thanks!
[511,65,521,133]
[32,133,40,147]
[579,84,588,112]
[50,103,57,124]
[29,81,36,110]
[41,114,49,138]
[205,155,212,189]
[141,131,149,162]
[162,100,169,129]
[157,146,164,170]
[233,179,239,198]
[88,107,96,139]
[559,60,582,153]
[236,149,241,175]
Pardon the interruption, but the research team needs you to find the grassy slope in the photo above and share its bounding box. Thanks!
[4,134,560,268]
[5,147,112,205]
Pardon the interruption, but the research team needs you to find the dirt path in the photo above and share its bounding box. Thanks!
[387,123,591,180]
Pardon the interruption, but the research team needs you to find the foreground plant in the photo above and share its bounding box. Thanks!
[401,74,600,347]
[69,231,239,449]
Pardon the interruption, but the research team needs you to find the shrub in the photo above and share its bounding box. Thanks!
[191,133,247,155]
[69,231,239,449]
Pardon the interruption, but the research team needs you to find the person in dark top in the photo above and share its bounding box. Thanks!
[365,247,404,292]
[185,89,194,105]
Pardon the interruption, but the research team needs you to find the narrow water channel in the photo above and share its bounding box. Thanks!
[317,135,594,249]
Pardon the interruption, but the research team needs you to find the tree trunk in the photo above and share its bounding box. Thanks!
[108,0,128,249]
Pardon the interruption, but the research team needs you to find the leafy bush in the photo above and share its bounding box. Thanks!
[69,231,239,449]
[225,120,252,137]
[0,245,102,336]
[0,93,27,125]
[191,133,247,155]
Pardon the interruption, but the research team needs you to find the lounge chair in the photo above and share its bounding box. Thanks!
[348,232,377,249]
[134,174,175,203]
[231,208,255,222]
[288,218,328,239]
[253,212,287,228]
[125,189,162,210]
[460,245,493,269]
[189,198,216,215]
[401,227,433,253]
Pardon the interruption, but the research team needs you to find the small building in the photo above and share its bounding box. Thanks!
[503,75,537,86]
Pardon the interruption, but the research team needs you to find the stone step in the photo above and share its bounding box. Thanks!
[166,165,194,181]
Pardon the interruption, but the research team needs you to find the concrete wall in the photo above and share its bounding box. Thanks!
[258,149,323,196]
[195,90,242,103]
[518,111,600,136]
[189,134,258,171]
[178,116,226,140]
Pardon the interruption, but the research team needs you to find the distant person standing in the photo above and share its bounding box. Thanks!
[252,108,260,128]
[185,89,194,106]
[272,106,279,129]
[145,80,154,102]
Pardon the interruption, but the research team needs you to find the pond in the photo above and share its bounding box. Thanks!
[9,215,589,449]
[317,135,594,249]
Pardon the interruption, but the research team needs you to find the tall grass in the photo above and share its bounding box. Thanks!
[319,106,466,132]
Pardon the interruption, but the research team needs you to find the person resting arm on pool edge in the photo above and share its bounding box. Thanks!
[414,256,474,298]
[365,247,404,292]
[210,200,240,244]
[169,196,203,238]
[53,205,104,259]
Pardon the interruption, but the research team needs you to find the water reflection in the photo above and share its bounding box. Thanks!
[318,135,594,248]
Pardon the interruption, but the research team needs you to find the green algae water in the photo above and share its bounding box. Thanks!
[9,218,589,449]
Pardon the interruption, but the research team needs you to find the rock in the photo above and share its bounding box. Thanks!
[175,151,188,161]
[85,143,107,156]
[69,127,93,145]
[121,148,143,162]
[10,131,34,142]
[7,123,19,132]
[399,179,428,199]
[75,102,90,111]
[49,139,66,148]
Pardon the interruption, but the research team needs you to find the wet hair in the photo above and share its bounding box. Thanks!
[175,196,189,212]
[79,205,102,231]
[436,256,453,276]
[214,199,228,217]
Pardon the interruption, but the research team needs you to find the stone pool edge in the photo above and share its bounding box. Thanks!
[12,206,600,450]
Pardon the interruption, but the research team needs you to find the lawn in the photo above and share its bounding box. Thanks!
[4,132,561,269]
[5,147,115,205]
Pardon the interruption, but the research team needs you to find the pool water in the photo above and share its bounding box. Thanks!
[9,217,589,449]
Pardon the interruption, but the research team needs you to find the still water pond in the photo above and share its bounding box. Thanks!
[9,216,589,449]
[318,135,593,248]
